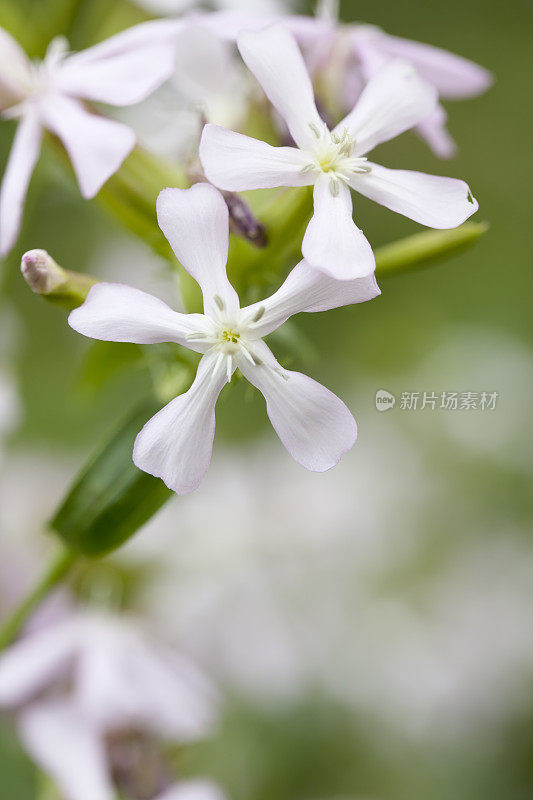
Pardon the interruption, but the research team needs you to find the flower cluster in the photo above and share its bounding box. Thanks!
[0,3,494,797]
[0,16,488,489]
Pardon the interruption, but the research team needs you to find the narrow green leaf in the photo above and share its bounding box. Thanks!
[50,400,172,557]
[374,221,489,277]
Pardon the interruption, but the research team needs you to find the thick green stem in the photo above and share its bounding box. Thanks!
[0,547,76,651]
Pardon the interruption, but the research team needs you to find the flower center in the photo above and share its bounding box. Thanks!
[220,328,241,348]
[301,122,371,196]
[185,297,266,383]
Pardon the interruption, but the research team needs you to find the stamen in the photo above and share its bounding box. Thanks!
[329,177,340,197]
[186,331,207,341]
[300,163,316,174]
[308,122,321,139]
[214,294,225,311]
[251,354,263,367]
[240,346,257,366]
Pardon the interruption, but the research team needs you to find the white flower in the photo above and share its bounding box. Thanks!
[68,183,379,494]
[0,610,217,800]
[197,10,492,159]
[199,25,479,279]
[0,21,180,257]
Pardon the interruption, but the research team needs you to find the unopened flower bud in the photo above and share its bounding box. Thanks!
[21,249,96,310]
[21,249,65,294]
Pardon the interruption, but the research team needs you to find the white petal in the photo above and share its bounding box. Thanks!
[302,174,375,280]
[0,27,33,108]
[19,702,114,800]
[237,24,322,150]
[337,60,437,156]
[126,644,218,740]
[157,184,239,317]
[238,341,357,471]
[351,162,478,229]
[243,259,380,338]
[57,23,178,106]
[200,124,311,191]
[155,781,227,800]
[0,621,79,707]
[42,95,134,198]
[74,630,140,731]
[62,18,183,63]
[377,32,493,99]
[68,283,208,350]
[0,111,42,257]
[415,105,457,159]
[133,352,227,495]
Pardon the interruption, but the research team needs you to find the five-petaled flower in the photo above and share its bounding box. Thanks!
[199,25,479,281]
[195,8,492,159]
[0,22,179,257]
[69,183,380,494]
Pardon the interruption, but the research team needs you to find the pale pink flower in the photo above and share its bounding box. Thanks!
[196,10,492,159]
[69,183,380,494]
[0,21,180,256]
[0,610,217,800]
[199,26,478,281]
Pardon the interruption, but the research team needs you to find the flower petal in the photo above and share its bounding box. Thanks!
[200,124,311,191]
[243,259,380,338]
[237,24,322,150]
[155,781,227,800]
[302,174,375,280]
[377,32,493,99]
[0,111,42,257]
[42,95,135,198]
[19,702,114,800]
[125,643,218,740]
[238,341,357,471]
[57,22,179,106]
[415,105,457,159]
[68,283,208,350]
[0,26,32,108]
[0,621,79,707]
[157,184,239,317]
[337,60,437,156]
[133,352,227,495]
[350,162,478,228]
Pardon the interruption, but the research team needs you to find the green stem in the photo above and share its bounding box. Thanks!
[374,222,489,278]
[0,547,77,651]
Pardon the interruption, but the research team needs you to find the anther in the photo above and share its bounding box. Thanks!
[252,306,265,323]
[214,295,225,311]
[329,177,340,197]
[308,122,321,139]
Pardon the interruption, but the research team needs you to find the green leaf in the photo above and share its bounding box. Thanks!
[50,399,172,557]
[375,221,489,278]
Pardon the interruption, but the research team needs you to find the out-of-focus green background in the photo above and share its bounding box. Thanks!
[0,0,532,798]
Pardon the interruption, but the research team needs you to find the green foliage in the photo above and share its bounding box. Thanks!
[375,222,490,278]
[50,399,173,556]
[0,716,37,800]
